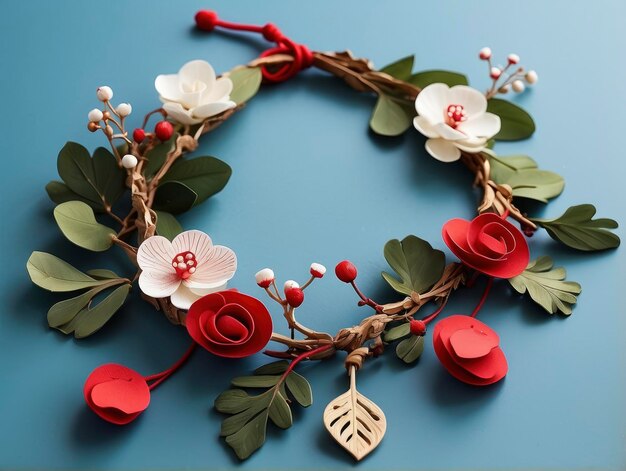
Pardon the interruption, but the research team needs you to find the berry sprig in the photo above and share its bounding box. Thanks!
[479,47,538,98]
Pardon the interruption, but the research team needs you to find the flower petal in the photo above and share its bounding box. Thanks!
[425,138,462,162]
[203,76,233,102]
[189,283,227,296]
[170,284,201,310]
[192,100,236,119]
[447,85,487,118]
[172,230,213,258]
[155,74,182,102]
[138,271,180,298]
[415,83,449,124]
[432,122,467,141]
[162,102,202,125]
[454,137,488,152]
[185,245,237,289]
[137,235,175,273]
[457,112,501,138]
[179,60,216,86]
[413,116,440,138]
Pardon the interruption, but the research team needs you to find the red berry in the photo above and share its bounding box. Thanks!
[195,10,218,31]
[154,121,174,141]
[410,319,427,336]
[133,128,146,143]
[285,288,304,308]
[335,260,357,283]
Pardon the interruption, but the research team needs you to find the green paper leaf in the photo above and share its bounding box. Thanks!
[27,252,110,292]
[379,55,414,80]
[396,335,424,363]
[155,211,183,241]
[68,284,131,338]
[45,181,105,212]
[158,156,232,209]
[215,389,254,414]
[225,409,269,460]
[487,153,564,203]
[508,256,582,315]
[382,235,446,295]
[254,361,289,375]
[532,204,620,251]
[383,322,411,342]
[486,98,535,141]
[369,95,413,136]
[152,181,198,214]
[229,67,262,104]
[53,201,116,251]
[268,392,293,429]
[86,269,121,279]
[47,282,118,328]
[144,134,177,179]
[56,142,126,210]
[408,70,468,88]
[231,375,281,388]
[285,371,312,407]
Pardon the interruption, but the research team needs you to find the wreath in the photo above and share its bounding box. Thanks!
[26,10,620,461]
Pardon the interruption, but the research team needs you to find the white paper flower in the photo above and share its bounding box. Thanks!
[413,84,501,163]
[137,230,237,310]
[154,60,236,125]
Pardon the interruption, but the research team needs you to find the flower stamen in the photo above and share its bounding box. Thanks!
[172,251,198,279]
[446,104,466,128]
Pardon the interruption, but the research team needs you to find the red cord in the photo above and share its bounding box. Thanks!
[194,10,313,83]
[470,277,494,318]
[144,343,197,391]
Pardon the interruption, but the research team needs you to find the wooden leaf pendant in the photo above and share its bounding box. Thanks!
[323,365,386,460]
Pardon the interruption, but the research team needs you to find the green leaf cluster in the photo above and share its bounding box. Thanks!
[153,156,232,214]
[371,56,468,136]
[396,335,425,363]
[27,252,131,337]
[155,210,183,241]
[214,361,313,460]
[46,142,126,212]
[508,256,581,315]
[382,235,446,296]
[486,98,535,141]
[487,152,564,203]
[532,204,620,251]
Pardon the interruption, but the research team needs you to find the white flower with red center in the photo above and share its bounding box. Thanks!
[155,60,236,125]
[137,230,237,310]
[413,83,501,162]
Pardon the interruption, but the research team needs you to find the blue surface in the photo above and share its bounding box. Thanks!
[1,0,625,469]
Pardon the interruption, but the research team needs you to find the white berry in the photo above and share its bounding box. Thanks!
[479,47,492,60]
[490,67,502,79]
[310,262,326,277]
[507,53,520,65]
[96,86,113,101]
[255,268,275,286]
[121,154,138,169]
[88,108,103,122]
[512,80,525,93]
[525,70,538,84]
[116,103,132,117]
[284,280,300,292]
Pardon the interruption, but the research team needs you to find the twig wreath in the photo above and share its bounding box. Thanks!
[26,10,620,461]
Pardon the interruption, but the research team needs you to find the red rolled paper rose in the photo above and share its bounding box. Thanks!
[442,213,529,278]
[84,364,151,425]
[433,315,508,386]
[186,291,273,358]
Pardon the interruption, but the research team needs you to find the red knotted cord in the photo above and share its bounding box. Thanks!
[194,10,314,83]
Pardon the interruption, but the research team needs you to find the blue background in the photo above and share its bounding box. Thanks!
[1,1,624,469]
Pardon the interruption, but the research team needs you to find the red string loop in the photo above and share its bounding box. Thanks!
[194,10,313,83]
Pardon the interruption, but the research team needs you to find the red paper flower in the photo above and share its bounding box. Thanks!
[185,291,273,358]
[442,213,529,278]
[84,364,151,425]
[433,315,508,386]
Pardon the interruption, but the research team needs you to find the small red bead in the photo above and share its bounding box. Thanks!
[133,128,146,143]
[335,260,358,283]
[410,319,427,336]
[154,121,174,142]
[285,288,304,308]
[195,10,218,31]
